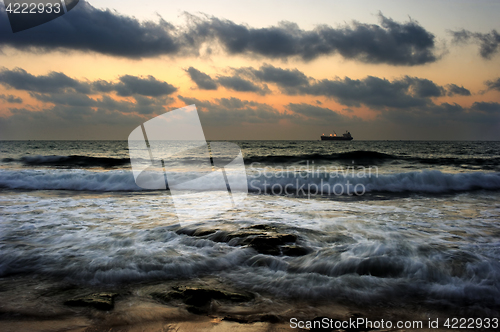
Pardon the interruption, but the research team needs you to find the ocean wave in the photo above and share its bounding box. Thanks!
[244,151,395,164]
[2,155,131,168]
[244,150,500,169]
[1,169,500,194]
[249,170,500,194]
[3,151,499,171]
[0,169,142,191]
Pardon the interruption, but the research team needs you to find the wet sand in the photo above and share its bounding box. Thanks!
[1,275,492,332]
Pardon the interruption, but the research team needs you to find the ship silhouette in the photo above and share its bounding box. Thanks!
[321,130,353,141]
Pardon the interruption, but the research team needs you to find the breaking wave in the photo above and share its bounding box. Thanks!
[1,169,500,194]
[2,155,131,168]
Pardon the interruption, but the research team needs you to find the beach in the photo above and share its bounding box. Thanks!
[1,140,499,331]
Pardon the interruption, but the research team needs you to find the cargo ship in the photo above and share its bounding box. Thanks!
[321,131,353,141]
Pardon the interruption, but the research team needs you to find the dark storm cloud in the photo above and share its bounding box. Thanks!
[451,29,500,59]
[185,67,270,94]
[0,68,175,132]
[93,75,177,97]
[470,101,500,114]
[247,64,310,88]
[28,91,172,115]
[232,64,451,107]
[0,67,90,93]
[186,67,218,90]
[446,84,471,96]
[216,76,270,95]
[298,76,445,109]
[0,1,180,58]
[187,13,438,65]
[0,68,177,97]
[485,78,500,92]
[29,91,97,107]
[0,93,22,103]
[0,1,438,65]
[178,95,291,125]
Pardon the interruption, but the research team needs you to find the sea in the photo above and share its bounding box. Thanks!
[1,140,500,316]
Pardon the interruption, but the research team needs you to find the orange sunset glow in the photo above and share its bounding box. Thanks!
[0,0,499,140]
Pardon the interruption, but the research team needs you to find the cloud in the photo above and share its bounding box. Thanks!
[93,75,177,97]
[216,75,270,95]
[0,68,177,98]
[185,67,270,94]
[232,64,312,95]
[485,78,500,92]
[229,64,454,108]
[470,101,500,114]
[187,13,438,65]
[451,29,500,59]
[0,93,22,103]
[0,2,439,65]
[187,64,475,111]
[186,67,218,90]
[0,1,180,58]
[0,68,175,139]
[296,75,445,109]
[446,84,471,96]
[178,95,290,125]
[0,67,90,93]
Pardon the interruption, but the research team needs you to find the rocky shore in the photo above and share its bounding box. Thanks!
[0,225,495,331]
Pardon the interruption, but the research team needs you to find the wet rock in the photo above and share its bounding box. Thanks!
[152,286,254,315]
[259,314,281,323]
[243,234,298,255]
[64,292,118,311]
[220,231,265,242]
[242,234,298,246]
[244,224,277,232]
[176,228,217,237]
[177,224,307,257]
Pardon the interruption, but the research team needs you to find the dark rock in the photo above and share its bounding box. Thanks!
[243,234,298,255]
[259,314,281,323]
[281,245,311,256]
[152,286,254,315]
[242,234,297,246]
[224,231,266,242]
[249,243,281,255]
[186,305,209,315]
[179,224,302,257]
[176,228,217,237]
[64,292,118,311]
[244,224,277,232]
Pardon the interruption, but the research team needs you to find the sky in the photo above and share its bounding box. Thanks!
[0,0,499,140]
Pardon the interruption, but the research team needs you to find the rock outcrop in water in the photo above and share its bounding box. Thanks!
[176,224,312,256]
